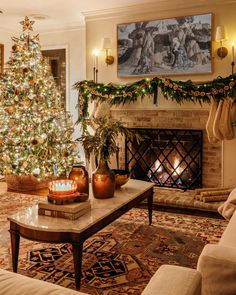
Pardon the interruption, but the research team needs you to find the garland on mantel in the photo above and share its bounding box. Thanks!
[73,73,236,118]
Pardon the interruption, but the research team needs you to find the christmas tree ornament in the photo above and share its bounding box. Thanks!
[20,16,35,31]
[6,106,15,113]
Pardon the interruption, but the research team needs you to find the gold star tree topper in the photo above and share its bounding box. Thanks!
[20,16,35,31]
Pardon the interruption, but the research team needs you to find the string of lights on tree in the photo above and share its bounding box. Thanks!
[0,17,76,178]
[73,73,236,117]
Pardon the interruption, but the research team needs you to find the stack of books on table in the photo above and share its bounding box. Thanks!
[38,200,91,220]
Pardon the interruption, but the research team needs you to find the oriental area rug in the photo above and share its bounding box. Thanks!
[0,192,227,295]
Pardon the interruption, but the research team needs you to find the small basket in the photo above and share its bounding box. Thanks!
[5,174,50,192]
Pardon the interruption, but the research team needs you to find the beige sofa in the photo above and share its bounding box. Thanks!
[0,268,88,295]
[141,210,236,295]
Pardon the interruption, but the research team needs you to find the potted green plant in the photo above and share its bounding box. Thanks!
[77,116,136,199]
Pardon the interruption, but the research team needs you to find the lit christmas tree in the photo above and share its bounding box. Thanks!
[0,17,76,179]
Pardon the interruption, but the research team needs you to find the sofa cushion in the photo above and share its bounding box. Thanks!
[0,269,87,295]
[141,265,201,295]
[197,244,236,295]
[219,210,236,247]
[218,188,236,220]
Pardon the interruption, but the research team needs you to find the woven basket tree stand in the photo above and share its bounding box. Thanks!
[5,174,49,192]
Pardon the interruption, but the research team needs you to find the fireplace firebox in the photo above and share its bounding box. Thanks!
[125,128,202,190]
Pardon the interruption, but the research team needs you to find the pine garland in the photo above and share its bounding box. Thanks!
[73,73,236,117]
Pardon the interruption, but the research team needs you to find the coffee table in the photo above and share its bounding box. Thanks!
[8,179,154,289]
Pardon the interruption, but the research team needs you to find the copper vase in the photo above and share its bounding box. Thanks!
[92,159,115,199]
[69,165,89,195]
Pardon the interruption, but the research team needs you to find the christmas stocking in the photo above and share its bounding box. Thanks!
[219,97,234,140]
[231,101,236,124]
[213,100,224,140]
[206,98,219,143]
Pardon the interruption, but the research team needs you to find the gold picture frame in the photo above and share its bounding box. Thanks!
[0,44,4,73]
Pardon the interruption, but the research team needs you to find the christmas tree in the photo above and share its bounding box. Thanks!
[0,17,76,179]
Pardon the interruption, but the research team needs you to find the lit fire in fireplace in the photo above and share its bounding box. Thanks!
[173,157,183,176]
[148,156,187,187]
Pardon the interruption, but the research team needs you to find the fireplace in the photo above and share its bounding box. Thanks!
[125,128,202,190]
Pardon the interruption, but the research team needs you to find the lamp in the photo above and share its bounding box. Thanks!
[215,26,228,59]
[102,37,114,65]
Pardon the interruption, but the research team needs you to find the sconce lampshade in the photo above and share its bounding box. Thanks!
[102,37,112,50]
[215,26,227,42]
[102,37,114,65]
[215,25,228,59]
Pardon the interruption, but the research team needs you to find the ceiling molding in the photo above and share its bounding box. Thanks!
[82,0,236,22]
[38,24,85,34]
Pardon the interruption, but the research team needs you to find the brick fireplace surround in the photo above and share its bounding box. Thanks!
[111,108,223,212]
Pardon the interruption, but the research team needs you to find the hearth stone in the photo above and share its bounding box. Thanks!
[151,187,223,213]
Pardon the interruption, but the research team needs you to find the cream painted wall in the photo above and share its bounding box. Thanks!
[0,28,16,67]
[85,2,236,187]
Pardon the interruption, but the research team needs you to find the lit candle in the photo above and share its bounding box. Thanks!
[96,55,98,69]
[232,42,235,63]
[93,54,95,68]
[92,48,99,69]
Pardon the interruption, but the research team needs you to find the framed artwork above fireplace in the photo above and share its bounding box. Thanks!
[117,13,212,77]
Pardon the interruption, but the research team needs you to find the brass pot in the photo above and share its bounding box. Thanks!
[92,159,115,199]
[69,165,89,195]
[112,169,130,188]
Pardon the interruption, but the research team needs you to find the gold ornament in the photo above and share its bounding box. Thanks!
[38,138,45,144]
[11,126,17,133]
[15,87,21,95]
[28,79,35,86]
[20,16,35,32]
[22,161,28,168]
[12,44,18,52]
[31,138,38,145]
[23,67,30,73]
[23,98,32,106]
[62,150,69,157]
[6,106,15,113]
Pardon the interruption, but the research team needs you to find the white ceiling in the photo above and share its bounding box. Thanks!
[0,0,153,32]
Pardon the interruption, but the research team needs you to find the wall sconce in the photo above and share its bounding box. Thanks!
[102,38,114,65]
[215,26,228,59]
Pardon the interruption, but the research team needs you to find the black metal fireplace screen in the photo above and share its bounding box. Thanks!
[125,128,202,190]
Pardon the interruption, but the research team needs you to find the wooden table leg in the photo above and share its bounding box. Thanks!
[147,193,153,225]
[72,242,84,289]
[9,229,20,273]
